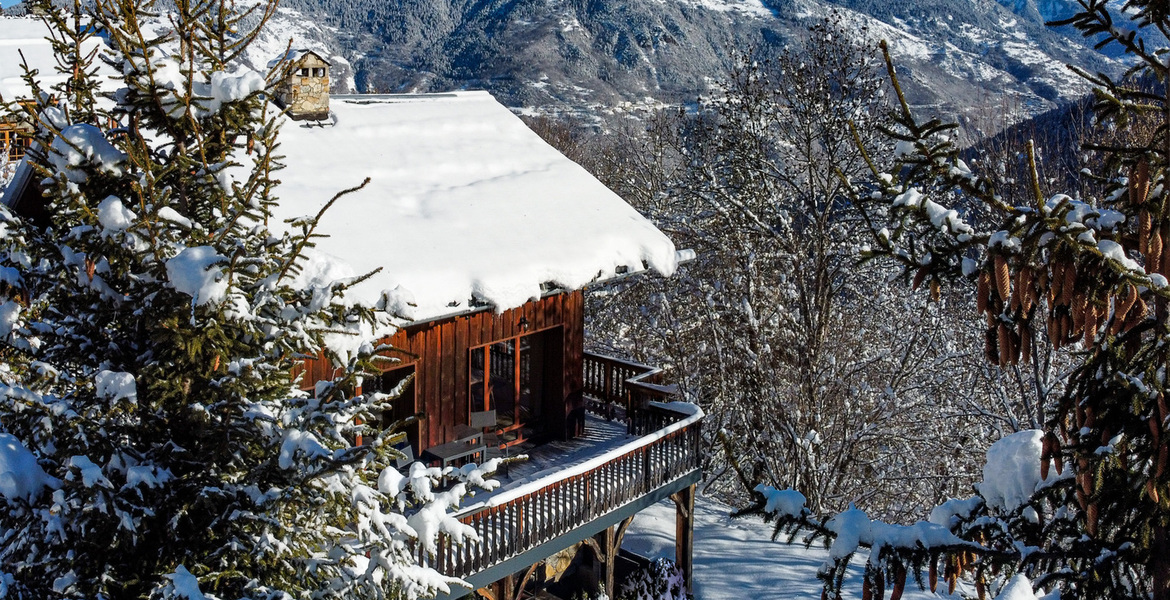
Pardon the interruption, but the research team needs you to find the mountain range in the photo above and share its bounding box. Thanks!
[6,0,1123,129]
[235,0,1121,130]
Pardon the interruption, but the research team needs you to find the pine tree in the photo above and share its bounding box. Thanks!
[762,0,1170,596]
[0,0,492,598]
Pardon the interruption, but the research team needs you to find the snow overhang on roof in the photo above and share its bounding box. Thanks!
[272,91,681,322]
[266,48,329,70]
[0,17,111,101]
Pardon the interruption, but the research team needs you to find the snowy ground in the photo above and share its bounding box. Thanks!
[622,495,956,600]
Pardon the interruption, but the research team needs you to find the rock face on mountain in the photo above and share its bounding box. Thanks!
[226,0,1126,124]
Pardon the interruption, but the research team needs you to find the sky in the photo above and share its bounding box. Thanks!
[0,1,20,9]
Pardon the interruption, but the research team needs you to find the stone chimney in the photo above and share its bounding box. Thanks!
[270,50,330,121]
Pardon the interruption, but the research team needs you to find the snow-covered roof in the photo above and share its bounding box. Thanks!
[0,16,680,321]
[0,17,55,101]
[272,92,679,322]
[0,18,99,100]
[266,48,329,70]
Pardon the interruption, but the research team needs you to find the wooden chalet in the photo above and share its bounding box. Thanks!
[275,91,701,600]
[0,19,118,212]
[0,108,32,163]
[0,19,704,593]
[300,291,587,454]
[0,20,68,166]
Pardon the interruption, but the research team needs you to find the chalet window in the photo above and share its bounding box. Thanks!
[368,365,418,453]
[469,331,549,447]
[1,126,31,161]
[299,67,310,77]
[312,68,325,77]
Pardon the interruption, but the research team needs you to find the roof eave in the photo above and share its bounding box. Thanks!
[392,248,696,329]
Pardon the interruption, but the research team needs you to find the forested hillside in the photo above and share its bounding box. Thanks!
[270,0,1117,126]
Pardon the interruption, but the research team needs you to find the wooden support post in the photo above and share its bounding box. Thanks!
[501,573,515,600]
[585,527,617,599]
[672,484,696,594]
[599,525,616,599]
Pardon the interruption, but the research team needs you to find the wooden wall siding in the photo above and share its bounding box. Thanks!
[297,290,586,452]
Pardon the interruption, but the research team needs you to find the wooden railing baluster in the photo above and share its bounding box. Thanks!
[428,366,700,581]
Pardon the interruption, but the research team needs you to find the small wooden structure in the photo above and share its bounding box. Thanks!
[270,50,330,120]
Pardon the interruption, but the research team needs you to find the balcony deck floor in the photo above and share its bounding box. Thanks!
[465,413,632,505]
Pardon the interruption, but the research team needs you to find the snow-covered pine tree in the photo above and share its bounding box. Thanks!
[0,0,492,598]
[752,0,1170,597]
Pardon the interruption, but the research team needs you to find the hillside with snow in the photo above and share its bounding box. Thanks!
[263,0,1118,127]
[626,496,959,600]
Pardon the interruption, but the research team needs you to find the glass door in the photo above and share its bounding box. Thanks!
[470,331,547,445]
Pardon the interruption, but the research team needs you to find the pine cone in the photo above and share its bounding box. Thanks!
[1019,321,1032,364]
[891,564,906,600]
[947,557,957,595]
[1150,231,1164,276]
[998,323,1013,367]
[976,270,990,314]
[1072,289,1088,332]
[994,255,1011,302]
[1112,285,1138,334]
[985,327,1000,364]
[1141,209,1152,254]
[1132,159,1151,205]
[1049,261,1062,305]
[912,265,929,290]
[1060,261,1077,306]
[1123,297,1147,332]
[1018,267,1035,313]
[1045,431,1063,475]
[1083,302,1098,346]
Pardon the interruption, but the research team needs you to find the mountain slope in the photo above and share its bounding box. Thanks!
[254,0,1123,124]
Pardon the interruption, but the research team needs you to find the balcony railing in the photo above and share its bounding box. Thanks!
[582,351,679,433]
[422,400,702,589]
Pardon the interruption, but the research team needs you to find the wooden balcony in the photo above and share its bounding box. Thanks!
[582,351,679,433]
[429,354,702,599]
